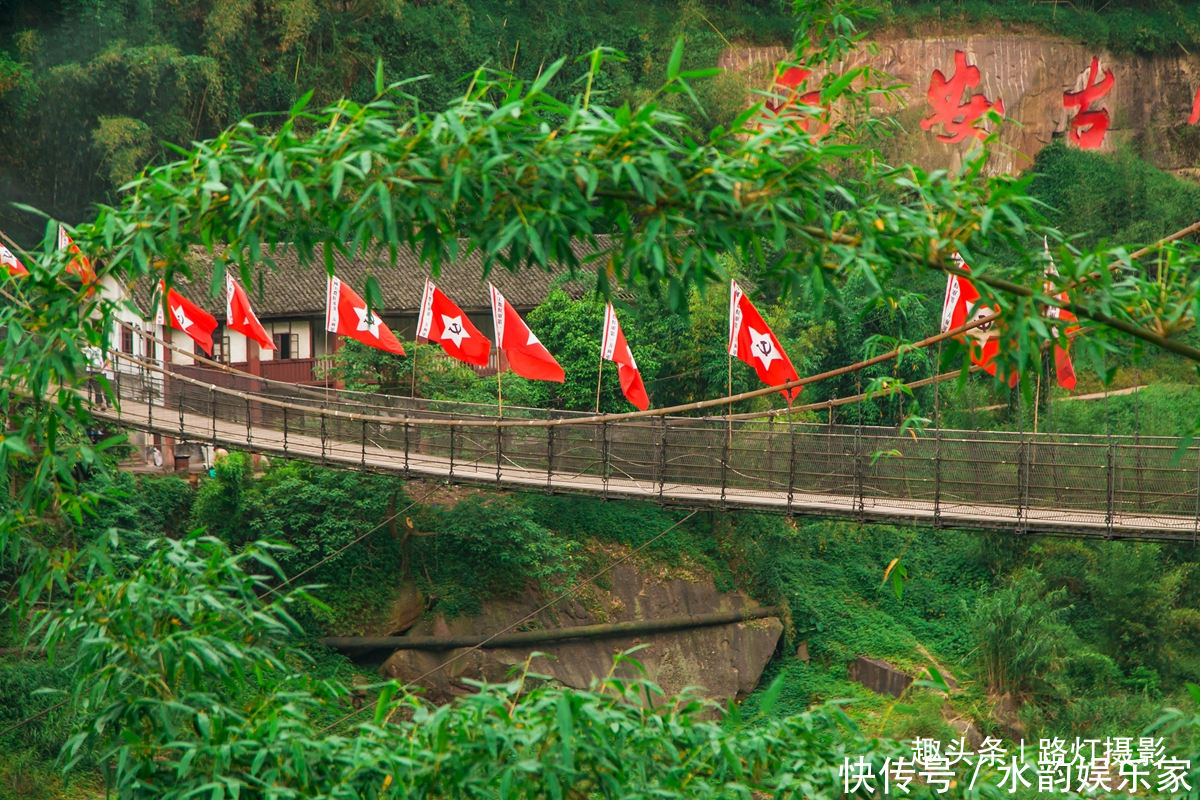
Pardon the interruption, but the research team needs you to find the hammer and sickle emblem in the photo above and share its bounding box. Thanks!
[757,340,773,356]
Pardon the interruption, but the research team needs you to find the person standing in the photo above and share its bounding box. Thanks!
[82,344,108,410]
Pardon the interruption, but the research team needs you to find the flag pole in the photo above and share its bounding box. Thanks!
[410,343,417,398]
[726,352,733,445]
[595,351,604,414]
[497,361,503,417]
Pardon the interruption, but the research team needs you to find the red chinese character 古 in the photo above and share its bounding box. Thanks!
[763,66,830,137]
[920,50,1005,143]
[1063,57,1114,149]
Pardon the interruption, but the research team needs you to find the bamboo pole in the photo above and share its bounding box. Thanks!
[322,606,780,652]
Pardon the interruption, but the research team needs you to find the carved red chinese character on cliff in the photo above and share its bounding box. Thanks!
[763,65,830,137]
[920,51,1005,143]
[1063,57,1114,149]
[1189,86,1200,125]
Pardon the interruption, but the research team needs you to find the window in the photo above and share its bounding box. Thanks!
[121,327,134,354]
[273,332,299,359]
[212,335,230,364]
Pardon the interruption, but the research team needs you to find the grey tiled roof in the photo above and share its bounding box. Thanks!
[129,238,608,321]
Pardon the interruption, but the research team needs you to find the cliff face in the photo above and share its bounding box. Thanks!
[723,36,1200,176]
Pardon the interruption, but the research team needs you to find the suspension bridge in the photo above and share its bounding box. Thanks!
[89,346,1200,544]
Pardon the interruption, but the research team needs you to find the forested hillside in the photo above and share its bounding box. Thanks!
[5,1,1200,798]
[5,0,1200,244]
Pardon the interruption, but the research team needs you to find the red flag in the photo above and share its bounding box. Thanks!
[729,280,801,402]
[940,254,1014,385]
[1,245,28,277]
[157,280,218,356]
[601,303,649,411]
[490,284,564,382]
[325,276,405,356]
[226,275,275,352]
[416,279,490,367]
[58,225,96,284]
[1043,241,1079,391]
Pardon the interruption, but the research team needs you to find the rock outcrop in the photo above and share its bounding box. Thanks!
[722,36,1200,176]
[849,655,914,698]
[378,563,783,704]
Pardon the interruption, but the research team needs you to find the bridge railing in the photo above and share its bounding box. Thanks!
[108,361,1200,539]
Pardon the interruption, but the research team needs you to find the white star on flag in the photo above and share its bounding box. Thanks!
[527,328,541,346]
[172,304,194,331]
[354,305,381,338]
[441,314,470,347]
[747,326,780,369]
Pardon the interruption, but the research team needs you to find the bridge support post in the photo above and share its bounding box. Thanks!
[934,438,942,531]
[787,421,795,516]
[361,419,367,468]
[853,427,864,522]
[495,425,502,486]
[403,421,410,478]
[601,421,610,501]
[283,407,289,456]
[720,419,729,511]
[1017,439,1029,535]
[658,417,667,505]
[1105,441,1115,539]
[1193,446,1200,547]
[320,407,327,467]
[449,424,456,481]
[210,388,217,449]
[546,426,555,494]
[245,398,252,449]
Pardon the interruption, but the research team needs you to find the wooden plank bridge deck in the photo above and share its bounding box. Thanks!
[98,365,1200,542]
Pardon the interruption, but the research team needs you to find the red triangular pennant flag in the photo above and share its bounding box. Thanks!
[325,277,405,356]
[729,281,801,402]
[601,303,649,411]
[58,225,96,284]
[416,279,490,367]
[157,280,218,356]
[490,284,564,383]
[226,275,275,351]
[1,245,28,277]
[1043,240,1079,391]
[940,255,1016,385]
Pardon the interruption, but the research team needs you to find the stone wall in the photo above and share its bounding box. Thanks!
[722,36,1200,176]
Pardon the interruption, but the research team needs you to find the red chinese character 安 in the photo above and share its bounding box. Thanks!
[763,65,830,137]
[1063,57,1114,149]
[920,51,1005,143]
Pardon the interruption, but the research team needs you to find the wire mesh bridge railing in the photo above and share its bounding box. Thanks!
[97,355,1200,542]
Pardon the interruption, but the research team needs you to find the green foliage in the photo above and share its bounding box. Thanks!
[78,471,196,542]
[191,450,252,540]
[0,0,789,242]
[1030,143,1200,251]
[413,497,582,619]
[878,0,1200,56]
[33,529,933,800]
[0,40,230,238]
[968,569,1071,699]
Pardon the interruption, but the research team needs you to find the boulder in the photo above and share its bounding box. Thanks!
[379,563,782,705]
